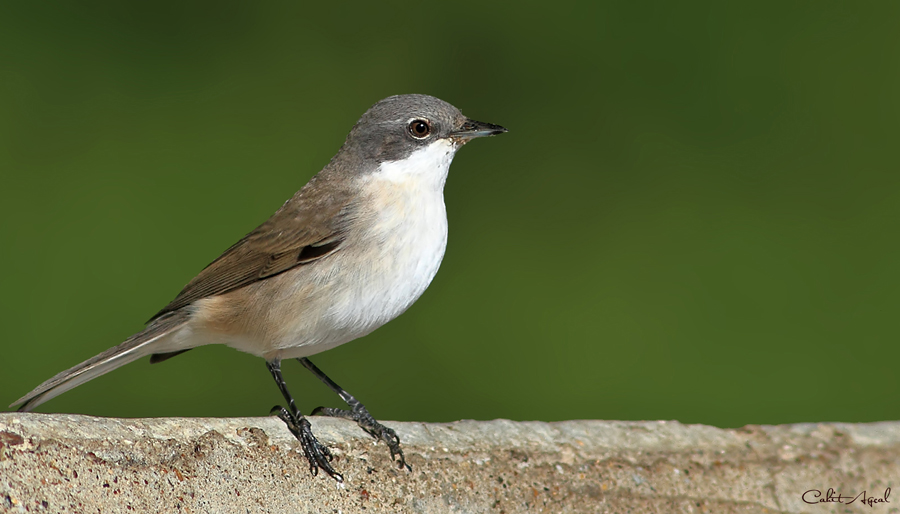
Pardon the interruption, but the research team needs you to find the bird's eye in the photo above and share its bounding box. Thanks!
[408,119,432,139]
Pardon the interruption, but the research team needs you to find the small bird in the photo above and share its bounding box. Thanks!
[11,94,506,481]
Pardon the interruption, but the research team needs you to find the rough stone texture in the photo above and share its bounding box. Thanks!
[0,414,897,513]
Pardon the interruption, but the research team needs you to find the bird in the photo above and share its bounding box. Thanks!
[10,94,507,481]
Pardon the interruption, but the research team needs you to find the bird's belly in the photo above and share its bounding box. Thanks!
[275,186,448,358]
[192,146,454,360]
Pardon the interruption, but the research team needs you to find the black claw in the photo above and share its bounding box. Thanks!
[312,406,351,419]
[272,405,344,482]
[297,357,411,473]
[314,404,411,472]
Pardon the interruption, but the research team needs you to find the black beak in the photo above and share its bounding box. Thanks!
[450,118,508,140]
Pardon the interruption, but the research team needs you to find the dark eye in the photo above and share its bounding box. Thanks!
[408,119,431,139]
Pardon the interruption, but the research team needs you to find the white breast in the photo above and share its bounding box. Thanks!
[277,139,457,356]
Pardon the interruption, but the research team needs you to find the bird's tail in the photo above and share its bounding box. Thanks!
[10,310,191,412]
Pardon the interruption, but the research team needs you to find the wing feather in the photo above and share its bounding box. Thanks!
[150,180,356,321]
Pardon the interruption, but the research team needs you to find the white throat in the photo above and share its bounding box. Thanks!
[376,139,457,189]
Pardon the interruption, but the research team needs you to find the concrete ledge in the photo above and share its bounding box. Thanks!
[1,413,897,513]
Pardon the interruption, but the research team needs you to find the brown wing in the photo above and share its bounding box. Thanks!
[150,181,356,321]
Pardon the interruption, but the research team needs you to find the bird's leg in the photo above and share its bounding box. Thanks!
[298,357,411,471]
[266,359,343,481]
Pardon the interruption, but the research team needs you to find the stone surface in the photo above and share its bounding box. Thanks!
[0,413,897,513]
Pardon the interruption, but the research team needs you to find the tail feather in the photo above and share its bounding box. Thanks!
[10,310,190,412]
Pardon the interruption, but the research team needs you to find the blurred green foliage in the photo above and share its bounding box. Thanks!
[1,2,898,428]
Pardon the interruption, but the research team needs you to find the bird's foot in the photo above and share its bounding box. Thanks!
[272,405,343,482]
[312,404,411,471]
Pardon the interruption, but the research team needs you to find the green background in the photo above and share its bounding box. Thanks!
[2,2,898,428]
